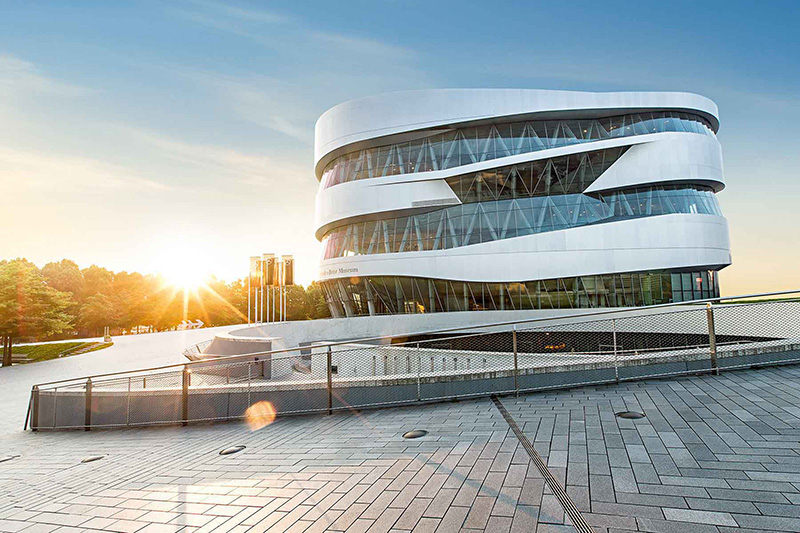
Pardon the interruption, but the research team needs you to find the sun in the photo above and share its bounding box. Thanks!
[153,242,212,290]
[162,262,209,290]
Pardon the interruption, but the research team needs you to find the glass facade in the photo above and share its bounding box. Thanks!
[320,270,721,317]
[320,111,715,189]
[321,184,722,259]
[445,146,628,203]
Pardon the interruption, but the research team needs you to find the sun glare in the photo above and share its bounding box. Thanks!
[154,242,212,290]
[163,263,208,290]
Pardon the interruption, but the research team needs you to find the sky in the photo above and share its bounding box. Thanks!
[1,0,799,295]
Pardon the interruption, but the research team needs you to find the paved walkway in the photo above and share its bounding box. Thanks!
[0,326,242,433]
[4,362,800,532]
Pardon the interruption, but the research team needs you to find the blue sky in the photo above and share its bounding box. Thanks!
[1,0,799,293]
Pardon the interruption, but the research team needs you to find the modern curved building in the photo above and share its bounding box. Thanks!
[314,89,731,318]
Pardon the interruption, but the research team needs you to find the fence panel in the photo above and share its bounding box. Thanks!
[27,294,800,430]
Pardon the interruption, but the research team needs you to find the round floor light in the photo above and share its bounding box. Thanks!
[403,430,428,439]
[81,455,104,463]
[219,445,246,455]
[615,411,646,419]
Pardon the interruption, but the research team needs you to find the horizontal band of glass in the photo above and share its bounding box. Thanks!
[321,270,720,317]
[321,185,722,259]
[447,146,628,203]
[320,111,714,189]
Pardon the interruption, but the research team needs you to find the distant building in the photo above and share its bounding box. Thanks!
[314,89,730,317]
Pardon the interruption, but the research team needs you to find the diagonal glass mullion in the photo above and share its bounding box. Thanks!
[479,128,495,162]
[381,221,391,253]
[515,200,534,236]
[500,203,514,239]
[460,131,477,165]
[494,127,510,158]
[463,207,481,246]
[528,123,546,150]
[432,211,445,250]
[480,204,499,241]
[365,149,374,179]
[366,222,380,254]
[427,139,440,171]
[351,223,361,254]
[413,216,425,251]
[398,218,413,252]
[447,215,460,249]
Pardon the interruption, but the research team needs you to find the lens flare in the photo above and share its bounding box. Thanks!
[244,401,276,430]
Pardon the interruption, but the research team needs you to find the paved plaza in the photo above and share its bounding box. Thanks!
[4,339,800,532]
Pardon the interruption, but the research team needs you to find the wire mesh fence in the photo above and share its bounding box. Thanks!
[27,292,800,430]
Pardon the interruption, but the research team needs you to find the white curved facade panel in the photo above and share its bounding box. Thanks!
[585,133,725,194]
[318,214,730,282]
[314,89,731,318]
[314,177,459,239]
[315,88,720,173]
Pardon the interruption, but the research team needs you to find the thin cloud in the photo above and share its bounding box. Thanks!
[0,145,169,193]
[169,1,415,62]
[185,0,289,23]
[310,31,412,60]
[0,54,87,97]
[122,126,310,187]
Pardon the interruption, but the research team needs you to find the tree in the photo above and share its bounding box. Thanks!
[42,259,85,298]
[305,282,332,319]
[285,285,311,321]
[78,293,118,337]
[81,265,113,301]
[0,259,72,366]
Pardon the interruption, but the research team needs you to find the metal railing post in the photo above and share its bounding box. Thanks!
[84,378,92,431]
[416,343,421,401]
[612,319,620,383]
[126,377,131,426]
[512,326,519,396]
[247,362,252,407]
[182,366,190,426]
[706,303,719,375]
[327,346,333,415]
[31,386,39,432]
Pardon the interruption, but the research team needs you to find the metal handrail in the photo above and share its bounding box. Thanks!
[29,289,800,389]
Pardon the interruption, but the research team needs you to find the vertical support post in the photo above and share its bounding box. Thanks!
[327,346,333,415]
[84,378,92,431]
[182,366,190,426]
[53,387,58,429]
[706,303,719,375]
[31,386,39,432]
[612,319,619,383]
[247,362,252,407]
[247,274,251,325]
[512,326,519,397]
[416,343,421,401]
[126,377,131,426]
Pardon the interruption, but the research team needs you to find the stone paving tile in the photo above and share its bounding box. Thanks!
[6,367,800,531]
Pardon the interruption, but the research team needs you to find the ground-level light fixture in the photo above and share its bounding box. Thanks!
[615,411,646,419]
[219,445,246,455]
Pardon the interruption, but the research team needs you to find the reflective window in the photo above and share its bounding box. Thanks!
[321,184,723,259]
[320,111,715,189]
[320,270,720,317]
[446,146,628,203]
